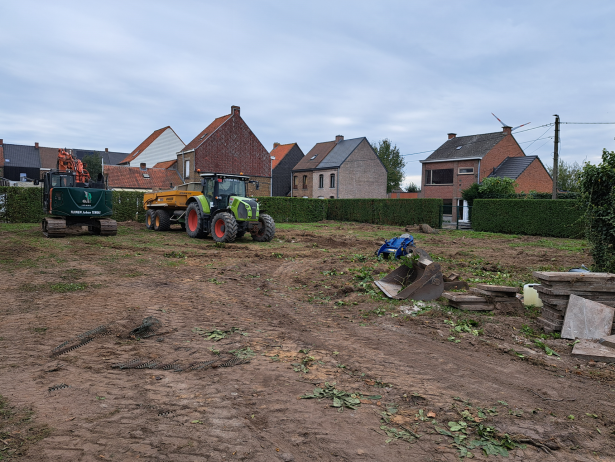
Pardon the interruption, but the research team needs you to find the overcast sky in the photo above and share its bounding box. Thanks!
[1,1,614,187]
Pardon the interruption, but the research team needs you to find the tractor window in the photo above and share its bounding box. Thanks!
[50,174,75,188]
[218,178,246,198]
[203,178,215,203]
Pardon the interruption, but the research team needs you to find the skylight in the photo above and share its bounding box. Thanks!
[200,133,208,140]
[142,173,150,179]
[456,146,463,150]
[310,155,317,160]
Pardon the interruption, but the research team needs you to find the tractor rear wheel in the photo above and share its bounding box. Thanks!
[154,210,171,231]
[185,202,207,239]
[145,210,155,230]
[211,212,238,243]
[251,213,275,242]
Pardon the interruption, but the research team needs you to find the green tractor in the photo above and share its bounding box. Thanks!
[143,173,275,243]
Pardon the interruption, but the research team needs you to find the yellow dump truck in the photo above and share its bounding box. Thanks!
[143,173,275,243]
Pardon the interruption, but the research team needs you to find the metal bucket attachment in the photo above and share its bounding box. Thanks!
[374,248,444,300]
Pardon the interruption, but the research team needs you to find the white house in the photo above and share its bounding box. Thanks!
[120,126,185,168]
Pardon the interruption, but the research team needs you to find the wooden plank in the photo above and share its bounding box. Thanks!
[533,271,615,283]
[476,284,519,293]
[470,288,516,298]
[442,292,486,302]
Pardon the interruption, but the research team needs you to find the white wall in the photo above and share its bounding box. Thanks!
[130,128,185,167]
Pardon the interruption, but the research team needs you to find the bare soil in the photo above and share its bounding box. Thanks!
[0,220,613,461]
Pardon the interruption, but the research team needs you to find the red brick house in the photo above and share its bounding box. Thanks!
[291,135,387,199]
[104,164,183,191]
[178,106,270,196]
[419,126,552,220]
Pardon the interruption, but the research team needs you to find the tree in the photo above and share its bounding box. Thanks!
[371,139,405,193]
[546,159,582,192]
[82,152,103,180]
[406,182,420,193]
[478,177,517,197]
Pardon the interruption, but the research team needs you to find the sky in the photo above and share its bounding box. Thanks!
[1,1,614,188]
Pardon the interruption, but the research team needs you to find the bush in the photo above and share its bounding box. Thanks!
[111,191,146,222]
[258,197,328,223]
[472,199,583,238]
[578,149,615,271]
[0,187,44,223]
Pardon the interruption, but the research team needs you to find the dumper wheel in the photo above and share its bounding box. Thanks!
[145,210,155,230]
[251,214,275,242]
[211,212,237,243]
[185,202,207,239]
[154,210,171,231]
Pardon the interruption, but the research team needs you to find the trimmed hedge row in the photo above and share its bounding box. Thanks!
[472,199,584,238]
[0,187,441,228]
[258,197,442,227]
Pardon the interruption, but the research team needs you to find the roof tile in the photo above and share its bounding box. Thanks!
[423,132,506,162]
[105,165,183,189]
[270,143,296,169]
[293,141,336,170]
[153,159,178,169]
[181,114,232,152]
[487,156,538,180]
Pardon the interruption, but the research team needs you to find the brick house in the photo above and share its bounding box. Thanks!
[291,136,387,199]
[178,106,271,197]
[120,126,185,167]
[0,139,4,179]
[270,142,304,196]
[419,126,553,220]
[104,164,183,191]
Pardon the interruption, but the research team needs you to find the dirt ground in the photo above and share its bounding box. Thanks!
[1,220,614,461]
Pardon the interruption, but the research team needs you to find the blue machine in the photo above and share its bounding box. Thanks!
[376,234,415,259]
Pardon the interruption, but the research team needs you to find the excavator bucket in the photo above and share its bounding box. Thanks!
[374,248,444,301]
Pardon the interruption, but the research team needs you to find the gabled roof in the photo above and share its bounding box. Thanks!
[270,143,296,169]
[2,144,41,168]
[153,159,178,169]
[121,127,169,164]
[422,132,506,162]
[293,141,336,170]
[104,165,183,189]
[181,114,232,153]
[74,149,129,166]
[316,137,364,170]
[487,156,541,180]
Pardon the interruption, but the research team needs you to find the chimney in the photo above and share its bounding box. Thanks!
[335,135,344,143]
[273,142,280,149]
[448,133,456,140]
[231,105,240,116]
[0,139,3,145]
[502,126,512,135]
[35,142,39,148]
[140,162,146,170]
[105,148,109,152]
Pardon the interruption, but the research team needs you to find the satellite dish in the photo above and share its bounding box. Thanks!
[491,113,531,132]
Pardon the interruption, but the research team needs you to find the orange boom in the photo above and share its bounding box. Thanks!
[56,149,91,183]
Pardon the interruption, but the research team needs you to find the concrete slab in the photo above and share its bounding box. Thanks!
[476,284,519,293]
[572,339,615,363]
[599,334,615,349]
[561,294,615,340]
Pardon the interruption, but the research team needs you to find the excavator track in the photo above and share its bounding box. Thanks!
[42,217,67,238]
[98,218,118,236]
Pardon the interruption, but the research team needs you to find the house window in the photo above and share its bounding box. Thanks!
[302,175,308,189]
[318,174,324,188]
[184,160,190,179]
[293,176,298,189]
[425,168,453,185]
[330,174,335,188]
[458,167,474,175]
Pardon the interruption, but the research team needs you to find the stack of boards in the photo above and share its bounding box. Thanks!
[533,271,615,334]
[442,284,521,311]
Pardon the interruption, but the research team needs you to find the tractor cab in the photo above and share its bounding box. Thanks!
[200,173,256,211]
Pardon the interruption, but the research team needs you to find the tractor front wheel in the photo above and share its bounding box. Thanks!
[185,202,207,239]
[154,210,171,231]
[145,209,155,230]
[211,212,238,243]
[251,214,275,242]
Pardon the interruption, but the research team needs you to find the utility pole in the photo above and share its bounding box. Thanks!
[552,114,560,199]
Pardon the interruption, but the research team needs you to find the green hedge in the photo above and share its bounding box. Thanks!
[1,187,441,228]
[258,197,328,223]
[472,199,584,238]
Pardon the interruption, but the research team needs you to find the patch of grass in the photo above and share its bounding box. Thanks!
[49,282,88,293]
[31,327,47,334]
[164,250,185,258]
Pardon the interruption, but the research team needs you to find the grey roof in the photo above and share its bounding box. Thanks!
[423,132,506,162]
[487,156,539,180]
[2,144,41,168]
[74,149,129,166]
[316,137,364,170]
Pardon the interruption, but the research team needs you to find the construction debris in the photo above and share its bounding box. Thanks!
[533,271,615,333]
[572,339,615,363]
[443,284,521,312]
[598,335,615,349]
[561,295,615,340]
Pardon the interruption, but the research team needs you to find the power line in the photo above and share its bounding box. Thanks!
[513,123,554,134]
[561,122,615,125]
[523,126,553,152]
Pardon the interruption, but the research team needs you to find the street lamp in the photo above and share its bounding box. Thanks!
[270,156,275,196]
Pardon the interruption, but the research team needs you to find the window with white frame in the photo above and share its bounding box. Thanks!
[184,159,190,179]
[458,167,474,175]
